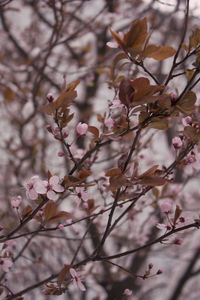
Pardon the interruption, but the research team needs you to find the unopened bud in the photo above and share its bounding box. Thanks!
[46,93,54,102]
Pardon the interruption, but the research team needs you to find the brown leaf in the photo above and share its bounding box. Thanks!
[47,211,70,223]
[189,28,200,50]
[118,79,134,107]
[138,176,167,186]
[44,201,57,221]
[143,45,176,60]
[173,205,182,226]
[88,126,99,138]
[110,28,126,51]
[58,265,70,287]
[124,18,147,51]
[105,168,122,177]
[77,168,92,180]
[22,205,32,219]
[3,87,16,102]
[178,91,196,111]
[138,165,159,178]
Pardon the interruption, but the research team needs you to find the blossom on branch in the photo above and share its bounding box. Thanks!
[24,176,47,200]
[70,268,86,291]
[45,176,64,201]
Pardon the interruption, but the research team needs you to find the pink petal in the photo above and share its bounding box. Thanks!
[70,268,77,278]
[49,176,59,185]
[47,190,58,201]
[77,280,86,291]
[53,184,64,193]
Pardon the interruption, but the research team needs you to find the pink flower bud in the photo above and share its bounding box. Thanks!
[58,151,65,157]
[76,122,88,136]
[58,224,64,230]
[54,134,61,140]
[46,93,54,102]
[172,136,183,149]
[174,238,184,245]
[149,263,153,269]
[157,269,163,275]
[55,127,61,132]
[63,131,69,138]
[123,289,133,296]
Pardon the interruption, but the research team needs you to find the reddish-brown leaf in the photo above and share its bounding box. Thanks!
[47,211,70,223]
[58,265,70,287]
[143,45,176,60]
[22,205,32,219]
[44,201,57,221]
[105,168,122,177]
[124,18,147,51]
[88,126,99,138]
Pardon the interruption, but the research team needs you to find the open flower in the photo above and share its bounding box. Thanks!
[70,268,86,291]
[45,176,64,201]
[24,176,47,200]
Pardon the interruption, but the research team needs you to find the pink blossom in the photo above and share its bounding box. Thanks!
[3,240,16,249]
[182,116,192,126]
[0,258,13,272]
[24,176,47,200]
[110,99,124,109]
[45,176,64,201]
[104,118,114,131]
[160,201,172,214]
[123,289,133,296]
[184,146,200,174]
[11,195,22,209]
[58,224,64,230]
[172,136,183,149]
[156,223,171,231]
[70,268,86,291]
[74,187,90,206]
[76,122,88,136]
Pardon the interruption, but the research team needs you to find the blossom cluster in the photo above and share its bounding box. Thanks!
[24,175,64,201]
